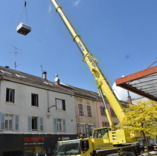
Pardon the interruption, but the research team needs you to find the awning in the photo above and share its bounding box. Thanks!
[116,66,157,101]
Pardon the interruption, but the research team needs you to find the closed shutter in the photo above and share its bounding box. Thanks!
[63,120,66,132]
[37,117,40,131]
[28,116,32,131]
[0,113,4,130]
[15,115,19,131]
[53,119,57,132]
[39,117,44,131]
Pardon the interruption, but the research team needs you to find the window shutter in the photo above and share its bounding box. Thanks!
[0,113,4,130]
[15,115,19,131]
[53,119,57,132]
[63,120,66,132]
[28,116,32,131]
[1,114,4,130]
[40,117,44,131]
[37,117,40,131]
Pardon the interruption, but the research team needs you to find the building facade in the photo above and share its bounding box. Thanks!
[73,95,98,137]
[0,66,77,156]
[59,84,114,137]
[0,66,124,156]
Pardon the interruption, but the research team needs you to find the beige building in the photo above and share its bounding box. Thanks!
[60,84,99,137]
[96,97,122,128]
[60,83,123,137]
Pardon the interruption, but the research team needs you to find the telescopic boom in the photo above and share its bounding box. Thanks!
[51,0,125,123]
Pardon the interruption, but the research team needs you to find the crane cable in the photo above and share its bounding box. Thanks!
[19,0,29,24]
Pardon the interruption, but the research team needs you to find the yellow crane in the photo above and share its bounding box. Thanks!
[50,0,141,155]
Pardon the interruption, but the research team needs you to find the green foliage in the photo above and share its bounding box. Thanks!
[121,100,157,136]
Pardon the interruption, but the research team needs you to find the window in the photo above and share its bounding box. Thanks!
[87,125,94,136]
[102,121,109,127]
[87,105,92,117]
[78,124,85,134]
[55,98,66,111]
[3,114,19,131]
[32,117,38,130]
[28,116,43,131]
[6,88,15,103]
[54,119,66,132]
[31,93,38,107]
[78,104,84,116]
[100,106,105,116]
[4,114,13,130]
[77,124,94,137]
[110,108,116,117]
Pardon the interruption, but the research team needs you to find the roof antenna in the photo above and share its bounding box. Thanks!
[40,65,47,72]
[40,65,44,73]
[10,46,22,69]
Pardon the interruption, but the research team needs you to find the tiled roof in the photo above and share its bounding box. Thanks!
[60,83,101,100]
[0,66,128,103]
[0,66,101,99]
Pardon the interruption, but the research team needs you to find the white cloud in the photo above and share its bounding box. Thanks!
[73,0,81,7]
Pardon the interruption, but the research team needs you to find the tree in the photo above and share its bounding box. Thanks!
[121,100,157,145]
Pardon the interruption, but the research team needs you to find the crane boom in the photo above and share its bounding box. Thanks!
[51,0,125,123]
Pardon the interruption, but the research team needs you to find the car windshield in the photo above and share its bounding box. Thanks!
[55,140,81,155]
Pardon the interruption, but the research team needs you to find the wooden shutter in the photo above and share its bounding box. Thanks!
[53,119,57,132]
[0,113,4,130]
[40,117,44,131]
[63,120,66,132]
[15,115,19,131]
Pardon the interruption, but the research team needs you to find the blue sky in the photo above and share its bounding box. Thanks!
[0,0,157,92]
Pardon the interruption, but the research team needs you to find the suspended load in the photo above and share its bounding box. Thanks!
[16,23,31,35]
[16,1,31,35]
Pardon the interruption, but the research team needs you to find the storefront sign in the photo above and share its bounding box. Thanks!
[24,137,45,142]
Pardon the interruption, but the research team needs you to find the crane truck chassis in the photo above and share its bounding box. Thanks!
[54,139,140,156]
[50,0,142,155]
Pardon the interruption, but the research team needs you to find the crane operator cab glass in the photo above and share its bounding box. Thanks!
[93,127,111,139]
[54,139,89,155]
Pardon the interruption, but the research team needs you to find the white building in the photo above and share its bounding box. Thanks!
[0,66,77,156]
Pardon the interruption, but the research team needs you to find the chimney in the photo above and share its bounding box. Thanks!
[54,74,60,85]
[42,71,47,80]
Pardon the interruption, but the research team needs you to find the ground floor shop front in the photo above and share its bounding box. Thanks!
[0,134,77,156]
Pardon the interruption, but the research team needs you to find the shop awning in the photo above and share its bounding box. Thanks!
[116,66,157,101]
